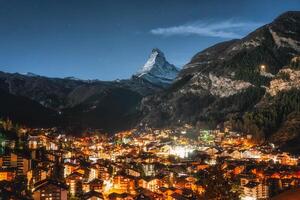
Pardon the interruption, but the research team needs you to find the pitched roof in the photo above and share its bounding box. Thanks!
[89,178,103,185]
[108,192,134,199]
[33,179,68,192]
[82,190,104,200]
[244,181,260,189]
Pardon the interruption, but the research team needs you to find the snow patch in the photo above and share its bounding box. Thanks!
[135,48,179,85]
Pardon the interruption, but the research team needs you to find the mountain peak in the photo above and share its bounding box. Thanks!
[151,48,164,55]
[137,48,166,74]
[135,48,179,86]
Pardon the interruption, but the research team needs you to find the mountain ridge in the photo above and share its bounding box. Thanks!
[139,11,300,152]
[0,49,178,133]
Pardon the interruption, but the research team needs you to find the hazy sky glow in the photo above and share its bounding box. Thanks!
[0,0,300,80]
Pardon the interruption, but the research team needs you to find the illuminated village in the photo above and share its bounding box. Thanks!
[0,119,299,200]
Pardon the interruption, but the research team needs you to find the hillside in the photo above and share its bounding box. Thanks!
[140,11,300,151]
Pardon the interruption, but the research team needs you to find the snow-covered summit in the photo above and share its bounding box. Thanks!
[135,48,179,86]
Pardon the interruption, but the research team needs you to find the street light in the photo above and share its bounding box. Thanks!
[260,65,266,72]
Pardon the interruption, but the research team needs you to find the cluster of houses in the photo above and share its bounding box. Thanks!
[0,127,299,199]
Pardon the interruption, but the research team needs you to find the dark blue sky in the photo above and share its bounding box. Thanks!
[0,0,300,80]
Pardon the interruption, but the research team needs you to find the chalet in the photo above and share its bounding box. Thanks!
[89,165,99,181]
[241,179,269,200]
[0,167,15,181]
[174,176,197,191]
[138,177,163,193]
[32,179,68,200]
[66,171,84,196]
[27,167,48,189]
[1,152,32,176]
[63,162,78,178]
[113,174,136,193]
[82,190,104,200]
[125,167,141,177]
[108,192,135,200]
[136,188,164,200]
[89,178,103,192]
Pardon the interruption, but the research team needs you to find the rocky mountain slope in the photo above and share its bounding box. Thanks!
[236,56,300,153]
[0,49,177,133]
[140,11,300,150]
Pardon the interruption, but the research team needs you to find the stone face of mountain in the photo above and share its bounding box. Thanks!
[267,68,300,96]
[140,11,300,136]
[134,48,179,86]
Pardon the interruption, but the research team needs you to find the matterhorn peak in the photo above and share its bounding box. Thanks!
[135,48,179,86]
[137,48,166,74]
[152,48,164,54]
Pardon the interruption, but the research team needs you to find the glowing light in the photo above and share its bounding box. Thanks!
[260,65,266,72]
[170,146,194,158]
[241,196,257,200]
[205,159,216,165]
[103,179,113,193]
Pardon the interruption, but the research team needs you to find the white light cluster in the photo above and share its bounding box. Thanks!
[170,146,194,158]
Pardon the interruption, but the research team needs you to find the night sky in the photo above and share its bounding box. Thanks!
[0,0,300,80]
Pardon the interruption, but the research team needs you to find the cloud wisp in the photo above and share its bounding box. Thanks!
[150,20,263,39]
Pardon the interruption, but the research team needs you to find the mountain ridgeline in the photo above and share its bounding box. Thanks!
[0,48,178,133]
[140,11,300,152]
[0,11,300,151]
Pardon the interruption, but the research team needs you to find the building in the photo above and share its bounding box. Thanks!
[63,162,78,178]
[138,177,163,193]
[0,168,15,181]
[1,152,31,175]
[27,167,48,189]
[241,178,269,199]
[108,192,135,200]
[66,171,84,196]
[113,174,136,193]
[89,178,103,192]
[142,163,156,177]
[89,165,99,181]
[32,179,68,200]
[82,190,104,200]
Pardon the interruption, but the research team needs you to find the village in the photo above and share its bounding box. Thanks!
[0,120,299,200]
